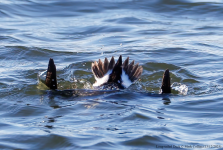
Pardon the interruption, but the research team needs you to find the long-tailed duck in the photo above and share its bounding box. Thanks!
[44,55,171,94]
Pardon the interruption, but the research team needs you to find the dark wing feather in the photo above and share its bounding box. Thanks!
[103,57,109,74]
[92,61,103,78]
[130,66,143,81]
[129,63,139,81]
[98,59,104,74]
[126,60,134,75]
[108,56,115,71]
[45,58,57,89]
[122,57,129,72]
[92,62,100,78]
[92,56,116,79]
[161,69,171,93]
[123,60,143,82]
[108,55,122,83]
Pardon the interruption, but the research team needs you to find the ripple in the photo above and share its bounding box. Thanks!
[1,0,223,149]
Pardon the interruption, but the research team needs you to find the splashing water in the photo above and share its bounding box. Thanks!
[171,82,188,95]
[37,70,93,90]
[38,70,47,83]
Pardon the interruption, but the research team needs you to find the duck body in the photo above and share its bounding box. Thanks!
[44,55,171,94]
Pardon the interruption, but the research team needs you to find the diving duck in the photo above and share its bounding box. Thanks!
[44,55,171,93]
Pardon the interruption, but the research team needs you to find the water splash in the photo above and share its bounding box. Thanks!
[37,70,47,83]
[171,82,188,95]
[37,70,93,90]
[37,70,49,90]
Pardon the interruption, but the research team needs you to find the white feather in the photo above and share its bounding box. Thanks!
[93,70,112,87]
[121,69,132,88]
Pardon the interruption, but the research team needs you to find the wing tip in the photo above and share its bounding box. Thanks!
[45,58,57,90]
[161,69,171,93]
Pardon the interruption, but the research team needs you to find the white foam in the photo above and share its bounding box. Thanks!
[121,69,133,88]
[171,82,188,95]
[93,70,112,87]
[38,70,47,82]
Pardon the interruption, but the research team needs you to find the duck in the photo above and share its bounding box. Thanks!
[91,55,143,89]
[44,55,171,94]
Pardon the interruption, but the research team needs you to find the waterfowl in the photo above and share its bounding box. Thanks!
[91,55,143,89]
[45,58,57,90]
[44,55,171,94]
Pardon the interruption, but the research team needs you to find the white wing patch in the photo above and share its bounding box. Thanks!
[93,70,112,87]
[121,69,133,88]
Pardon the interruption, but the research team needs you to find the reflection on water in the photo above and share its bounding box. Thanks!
[0,0,223,149]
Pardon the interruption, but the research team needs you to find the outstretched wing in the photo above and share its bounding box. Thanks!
[108,55,122,83]
[121,57,143,88]
[92,55,143,88]
[91,56,115,86]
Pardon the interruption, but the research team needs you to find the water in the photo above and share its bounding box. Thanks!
[0,0,223,149]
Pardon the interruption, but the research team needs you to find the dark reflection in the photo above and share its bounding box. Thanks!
[46,89,174,105]
[45,116,62,123]
[45,125,53,129]
[42,116,62,133]
[43,129,51,133]
[119,131,132,134]
[157,108,166,120]
[162,97,171,105]
[157,116,165,119]
[48,89,118,98]
[51,105,61,109]
[48,95,62,109]
[106,127,119,131]
[47,117,56,123]
[156,109,164,114]
[156,97,171,120]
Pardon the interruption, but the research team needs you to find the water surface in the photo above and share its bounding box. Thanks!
[0,0,223,149]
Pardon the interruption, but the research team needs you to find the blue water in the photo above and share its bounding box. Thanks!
[0,0,223,149]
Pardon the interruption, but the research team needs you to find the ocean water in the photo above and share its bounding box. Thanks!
[0,0,223,149]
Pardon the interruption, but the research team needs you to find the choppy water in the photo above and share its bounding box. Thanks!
[1,0,223,149]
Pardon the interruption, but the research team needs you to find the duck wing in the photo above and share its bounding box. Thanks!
[45,58,57,89]
[92,55,143,88]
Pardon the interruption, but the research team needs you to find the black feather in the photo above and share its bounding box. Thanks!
[122,57,129,72]
[108,55,122,84]
[161,69,171,93]
[45,58,57,89]
[108,56,115,71]
[103,57,109,74]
